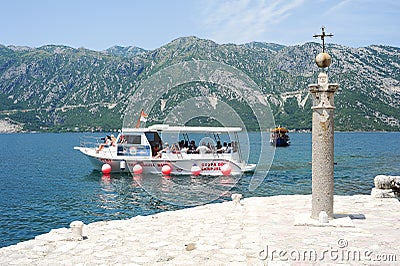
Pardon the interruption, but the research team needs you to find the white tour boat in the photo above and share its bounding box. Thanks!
[74,124,256,176]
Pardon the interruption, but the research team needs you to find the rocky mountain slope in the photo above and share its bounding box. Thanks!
[0,36,399,132]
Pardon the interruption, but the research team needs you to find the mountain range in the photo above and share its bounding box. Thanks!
[0,36,399,132]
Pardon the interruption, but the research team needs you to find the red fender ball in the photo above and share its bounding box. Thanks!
[132,164,143,175]
[161,164,172,175]
[221,163,232,176]
[101,163,112,174]
[191,165,201,176]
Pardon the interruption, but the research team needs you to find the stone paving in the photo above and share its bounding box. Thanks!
[0,195,399,265]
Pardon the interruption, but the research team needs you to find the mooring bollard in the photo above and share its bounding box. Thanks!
[319,211,329,223]
[231,193,242,205]
[70,221,84,241]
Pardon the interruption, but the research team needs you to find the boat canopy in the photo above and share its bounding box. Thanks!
[122,124,242,133]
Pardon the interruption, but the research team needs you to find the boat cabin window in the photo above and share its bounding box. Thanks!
[145,132,162,143]
[124,135,141,144]
[117,134,151,156]
[145,132,163,156]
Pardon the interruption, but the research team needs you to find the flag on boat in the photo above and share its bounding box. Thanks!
[135,110,148,128]
[140,110,148,122]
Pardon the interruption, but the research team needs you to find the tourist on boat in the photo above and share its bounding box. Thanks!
[96,135,112,153]
[152,144,161,157]
[170,143,180,154]
[225,143,233,153]
[180,145,188,154]
[216,141,222,150]
[196,142,211,154]
[110,135,117,146]
[206,142,216,153]
[231,141,238,152]
[154,142,169,159]
[118,134,127,144]
[178,140,185,149]
[217,142,228,153]
[180,141,189,153]
[187,140,197,154]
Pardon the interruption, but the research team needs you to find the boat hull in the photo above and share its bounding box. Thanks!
[87,155,131,173]
[270,138,290,147]
[74,147,255,175]
[270,127,290,147]
[126,159,254,176]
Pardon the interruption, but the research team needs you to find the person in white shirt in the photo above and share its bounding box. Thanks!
[196,142,211,154]
[217,142,228,153]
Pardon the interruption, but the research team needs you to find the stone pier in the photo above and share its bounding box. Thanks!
[0,195,399,265]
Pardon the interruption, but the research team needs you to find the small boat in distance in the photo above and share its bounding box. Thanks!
[74,124,256,176]
[270,127,290,147]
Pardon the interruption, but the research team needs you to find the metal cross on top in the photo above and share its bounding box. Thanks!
[313,26,333,53]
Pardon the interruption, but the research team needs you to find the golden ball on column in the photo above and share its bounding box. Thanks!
[315,52,331,68]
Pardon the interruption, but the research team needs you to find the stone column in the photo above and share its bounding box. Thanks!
[309,72,338,219]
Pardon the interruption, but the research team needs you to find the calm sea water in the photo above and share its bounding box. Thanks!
[0,132,399,248]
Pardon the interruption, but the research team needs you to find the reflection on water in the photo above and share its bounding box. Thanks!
[98,172,240,207]
[88,171,182,218]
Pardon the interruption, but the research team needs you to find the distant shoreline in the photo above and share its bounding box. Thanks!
[1,119,399,134]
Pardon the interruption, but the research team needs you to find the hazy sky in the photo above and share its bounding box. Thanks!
[1,0,399,51]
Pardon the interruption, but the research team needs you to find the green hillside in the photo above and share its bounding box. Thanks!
[0,37,399,132]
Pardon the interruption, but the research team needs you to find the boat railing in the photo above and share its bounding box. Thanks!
[161,150,240,161]
[79,136,104,148]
